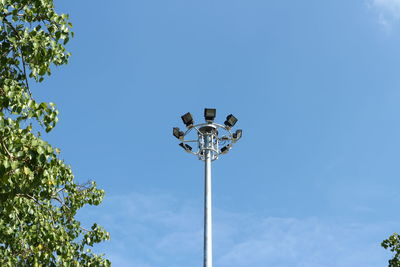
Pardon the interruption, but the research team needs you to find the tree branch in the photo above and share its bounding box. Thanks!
[0,138,14,159]
[3,17,32,96]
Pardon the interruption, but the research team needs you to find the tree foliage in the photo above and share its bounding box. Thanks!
[383,233,400,267]
[0,0,110,265]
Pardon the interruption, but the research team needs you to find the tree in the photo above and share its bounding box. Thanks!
[383,233,400,267]
[0,0,110,265]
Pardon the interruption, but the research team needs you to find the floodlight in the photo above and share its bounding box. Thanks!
[224,114,238,128]
[204,108,216,122]
[173,127,184,139]
[220,145,230,154]
[181,112,194,127]
[179,142,192,152]
[233,129,242,141]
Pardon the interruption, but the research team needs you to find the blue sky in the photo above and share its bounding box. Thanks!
[32,0,400,266]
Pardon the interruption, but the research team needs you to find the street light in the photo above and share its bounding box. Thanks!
[173,108,242,267]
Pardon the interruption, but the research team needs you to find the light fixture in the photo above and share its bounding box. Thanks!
[179,142,192,152]
[204,108,216,122]
[233,129,242,141]
[224,114,238,128]
[181,112,194,127]
[220,145,230,154]
[173,127,184,139]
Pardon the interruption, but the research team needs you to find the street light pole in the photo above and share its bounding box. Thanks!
[204,133,212,267]
[173,109,242,267]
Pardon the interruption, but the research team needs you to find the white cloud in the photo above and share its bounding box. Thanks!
[372,0,400,13]
[79,193,397,267]
[215,216,389,267]
[369,0,400,29]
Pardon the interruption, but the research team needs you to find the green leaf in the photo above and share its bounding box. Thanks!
[23,166,31,175]
[10,161,18,170]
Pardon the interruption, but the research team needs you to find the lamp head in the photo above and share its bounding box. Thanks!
[179,143,192,152]
[233,129,242,141]
[173,127,184,140]
[220,144,231,154]
[204,108,216,122]
[181,112,194,127]
[224,114,238,128]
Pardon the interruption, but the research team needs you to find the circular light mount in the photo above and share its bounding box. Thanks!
[174,108,242,161]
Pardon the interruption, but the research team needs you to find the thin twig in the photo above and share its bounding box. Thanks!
[16,193,40,204]
[79,226,91,232]
[20,48,31,96]
[0,138,14,159]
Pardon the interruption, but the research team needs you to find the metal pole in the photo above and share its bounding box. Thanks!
[204,136,212,267]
